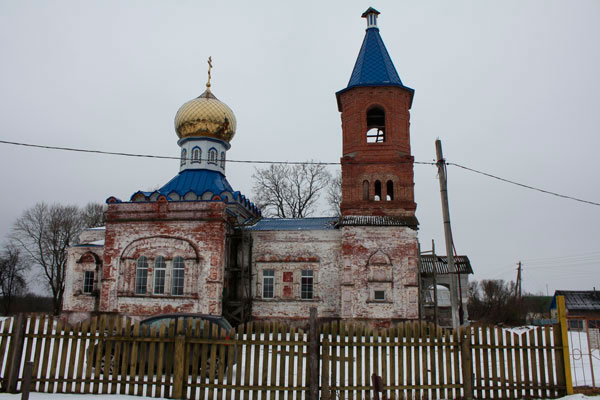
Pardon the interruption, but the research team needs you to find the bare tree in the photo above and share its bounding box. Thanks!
[327,170,342,217]
[0,244,28,314]
[81,202,107,228]
[12,203,85,315]
[252,162,331,218]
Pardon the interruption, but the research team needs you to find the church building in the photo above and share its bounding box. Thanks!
[63,8,422,327]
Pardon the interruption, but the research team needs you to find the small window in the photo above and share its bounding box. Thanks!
[301,270,314,300]
[180,149,187,166]
[208,148,217,165]
[83,271,94,294]
[171,256,185,296]
[362,180,370,201]
[135,256,148,294]
[263,270,274,299]
[220,151,225,168]
[386,180,394,201]
[366,107,385,143]
[374,180,382,201]
[374,290,385,301]
[154,256,166,294]
[191,147,201,164]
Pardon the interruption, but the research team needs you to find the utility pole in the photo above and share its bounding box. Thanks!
[435,139,461,328]
[515,261,522,299]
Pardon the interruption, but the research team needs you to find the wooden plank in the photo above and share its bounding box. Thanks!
[522,331,531,398]
[225,327,236,400]
[529,329,539,398]
[127,320,140,396]
[0,319,11,380]
[537,327,547,398]
[347,323,355,400]
[23,316,36,373]
[489,325,499,399]
[119,318,132,396]
[198,320,210,400]
[340,322,348,400]
[111,317,123,395]
[545,326,556,397]
[322,337,330,400]
[365,325,372,398]
[57,322,71,393]
[513,333,523,398]
[481,325,491,399]
[373,326,380,389]
[172,319,186,400]
[421,322,428,400]
[405,322,412,398]
[102,316,115,394]
[496,327,507,399]
[331,321,339,397]
[297,328,305,399]
[321,322,331,397]
[92,315,107,394]
[154,322,166,399]
[388,326,396,400]
[73,319,89,394]
[452,328,460,400]
[260,321,270,400]
[556,296,573,395]
[136,324,149,397]
[269,321,278,400]
[413,321,421,400]
[146,325,158,399]
[217,325,228,400]
[355,324,364,400]
[84,317,98,394]
[251,321,262,400]
[443,329,452,400]
[243,322,253,400]
[48,318,64,393]
[286,326,296,400]
[435,326,443,400]
[182,320,193,398]
[189,320,200,400]
[276,324,285,400]
[472,327,481,399]
[164,319,176,398]
[553,324,566,396]
[505,331,515,399]
[66,321,81,393]
[30,315,47,392]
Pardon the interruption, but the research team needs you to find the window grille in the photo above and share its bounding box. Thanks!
[83,271,94,294]
[208,149,217,165]
[135,256,148,294]
[263,270,274,299]
[301,270,314,300]
[192,147,201,164]
[171,256,185,296]
[180,149,187,166]
[154,256,166,294]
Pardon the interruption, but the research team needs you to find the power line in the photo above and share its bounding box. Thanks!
[2,139,599,207]
[0,139,435,166]
[448,162,600,207]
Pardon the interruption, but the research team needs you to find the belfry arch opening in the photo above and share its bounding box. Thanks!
[386,180,394,201]
[374,180,382,201]
[362,180,370,200]
[366,106,385,143]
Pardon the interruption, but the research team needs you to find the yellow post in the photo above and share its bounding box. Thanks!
[557,295,573,395]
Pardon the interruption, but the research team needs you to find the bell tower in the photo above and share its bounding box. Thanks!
[336,7,416,218]
[337,8,419,323]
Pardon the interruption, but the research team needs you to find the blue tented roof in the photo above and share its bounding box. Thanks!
[158,169,234,197]
[245,217,339,231]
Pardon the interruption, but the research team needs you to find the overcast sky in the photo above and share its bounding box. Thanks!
[1,1,599,296]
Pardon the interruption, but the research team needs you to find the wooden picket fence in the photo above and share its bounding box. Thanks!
[0,314,569,399]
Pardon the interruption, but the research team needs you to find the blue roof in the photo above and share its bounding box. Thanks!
[245,217,339,231]
[337,26,414,107]
[157,169,234,198]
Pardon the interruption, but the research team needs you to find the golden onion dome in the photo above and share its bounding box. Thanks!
[174,87,237,143]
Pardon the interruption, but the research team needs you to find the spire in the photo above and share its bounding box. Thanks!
[336,8,414,108]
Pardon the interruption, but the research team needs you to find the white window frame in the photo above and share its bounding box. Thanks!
[262,269,275,299]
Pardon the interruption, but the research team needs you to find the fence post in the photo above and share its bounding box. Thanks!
[460,326,474,400]
[556,295,573,395]
[20,362,33,400]
[308,307,319,400]
[4,313,26,393]
[172,333,186,399]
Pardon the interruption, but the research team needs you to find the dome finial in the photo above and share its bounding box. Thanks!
[361,7,380,29]
[206,56,213,90]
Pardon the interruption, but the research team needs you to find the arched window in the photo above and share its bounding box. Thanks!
[208,148,217,165]
[135,256,148,294]
[374,180,382,201]
[180,149,187,166]
[191,147,201,164]
[386,180,394,201]
[154,256,166,294]
[366,107,385,143]
[171,256,185,296]
[220,151,225,168]
[362,180,370,201]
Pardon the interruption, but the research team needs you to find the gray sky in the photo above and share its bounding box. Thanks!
[1,0,599,296]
